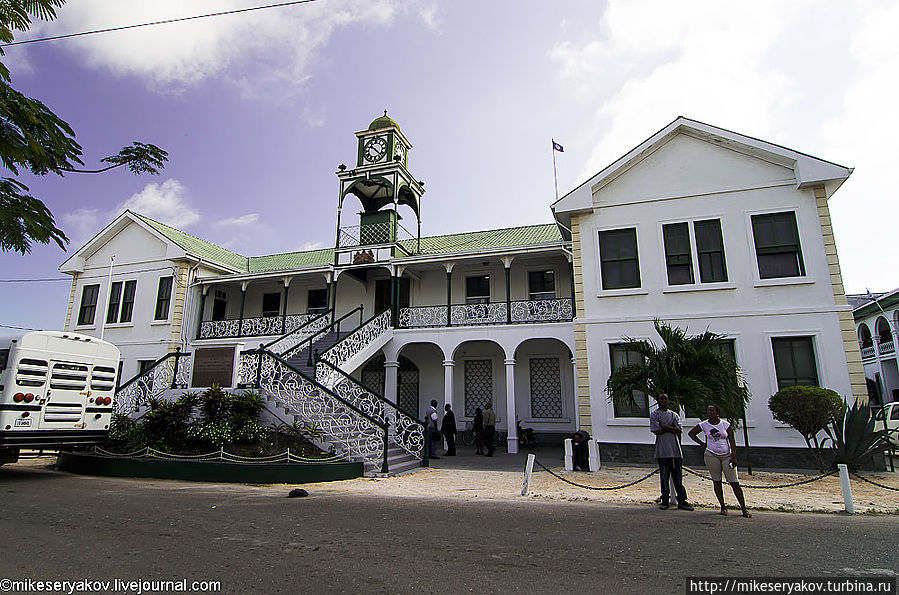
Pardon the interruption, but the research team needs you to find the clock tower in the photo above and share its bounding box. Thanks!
[334,111,424,266]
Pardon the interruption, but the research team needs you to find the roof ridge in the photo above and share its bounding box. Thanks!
[418,222,557,240]
[250,247,334,259]
[130,211,245,258]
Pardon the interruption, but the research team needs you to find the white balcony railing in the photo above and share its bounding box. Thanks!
[878,339,895,355]
[398,298,573,328]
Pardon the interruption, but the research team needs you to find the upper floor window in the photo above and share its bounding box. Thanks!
[465,275,490,304]
[772,336,818,390]
[155,277,173,321]
[262,292,281,318]
[858,324,873,349]
[751,212,805,279]
[106,280,136,324]
[662,219,727,286]
[662,223,693,285]
[528,270,556,301]
[77,284,100,326]
[211,289,227,321]
[599,228,640,290]
[307,288,328,314]
[694,219,727,283]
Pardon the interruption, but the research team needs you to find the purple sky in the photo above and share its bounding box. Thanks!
[2,1,896,330]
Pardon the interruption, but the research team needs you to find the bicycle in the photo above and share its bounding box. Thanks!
[461,421,503,448]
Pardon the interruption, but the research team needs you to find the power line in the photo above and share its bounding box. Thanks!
[0,323,42,331]
[0,0,319,48]
[0,277,69,283]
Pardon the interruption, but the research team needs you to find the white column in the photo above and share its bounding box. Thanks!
[570,356,578,430]
[443,360,454,409]
[384,360,398,404]
[505,358,518,454]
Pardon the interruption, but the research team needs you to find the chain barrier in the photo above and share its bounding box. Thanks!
[92,446,343,464]
[850,472,899,492]
[533,459,659,491]
[682,465,837,489]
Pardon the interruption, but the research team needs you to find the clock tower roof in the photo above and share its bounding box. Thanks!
[368,110,400,132]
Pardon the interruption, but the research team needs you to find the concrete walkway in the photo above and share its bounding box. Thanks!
[426,443,566,472]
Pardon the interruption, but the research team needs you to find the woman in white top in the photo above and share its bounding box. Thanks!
[688,404,751,517]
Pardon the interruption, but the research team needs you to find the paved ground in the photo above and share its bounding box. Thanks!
[1,458,897,594]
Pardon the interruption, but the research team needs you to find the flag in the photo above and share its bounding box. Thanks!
[552,140,564,152]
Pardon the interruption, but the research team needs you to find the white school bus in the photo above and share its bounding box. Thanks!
[0,331,120,464]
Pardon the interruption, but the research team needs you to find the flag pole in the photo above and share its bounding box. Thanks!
[552,139,560,202]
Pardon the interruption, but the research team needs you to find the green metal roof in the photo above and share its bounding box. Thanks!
[132,211,564,274]
[131,211,249,271]
[400,224,563,254]
[249,249,334,272]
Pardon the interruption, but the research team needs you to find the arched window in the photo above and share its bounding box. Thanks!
[858,324,873,349]
[876,317,893,344]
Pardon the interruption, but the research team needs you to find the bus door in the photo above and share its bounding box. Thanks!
[43,361,90,429]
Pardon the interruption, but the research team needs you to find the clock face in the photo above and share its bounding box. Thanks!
[363,136,388,162]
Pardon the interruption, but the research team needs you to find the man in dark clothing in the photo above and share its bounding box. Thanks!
[571,429,591,471]
[442,404,457,456]
[650,393,693,511]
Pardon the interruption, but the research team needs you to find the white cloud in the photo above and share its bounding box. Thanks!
[59,207,103,248]
[299,241,324,251]
[117,178,199,227]
[33,1,418,92]
[212,213,260,228]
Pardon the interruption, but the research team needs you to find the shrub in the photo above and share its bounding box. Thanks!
[107,414,146,450]
[140,392,198,449]
[188,421,233,448]
[230,390,264,426]
[198,385,231,424]
[823,400,894,472]
[768,385,845,471]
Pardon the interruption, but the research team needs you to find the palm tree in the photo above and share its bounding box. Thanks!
[606,319,750,420]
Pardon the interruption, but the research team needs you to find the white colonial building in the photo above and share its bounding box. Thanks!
[58,115,864,471]
[850,289,899,405]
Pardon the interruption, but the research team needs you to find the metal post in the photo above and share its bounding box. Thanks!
[741,411,753,475]
[195,290,207,340]
[422,424,430,468]
[521,453,536,496]
[569,261,577,318]
[238,287,247,337]
[281,281,290,335]
[381,421,390,474]
[505,265,512,324]
[170,354,180,389]
[390,274,397,327]
[838,463,854,514]
[445,270,452,327]
[255,350,263,389]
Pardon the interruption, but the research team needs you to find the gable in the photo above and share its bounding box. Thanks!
[593,132,796,207]
[85,220,170,267]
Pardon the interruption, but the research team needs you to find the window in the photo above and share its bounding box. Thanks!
[155,277,173,320]
[120,280,136,323]
[465,276,490,304]
[529,357,563,418]
[599,228,640,290]
[307,288,328,314]
[106,280,136,324]
[211,290,227,321]
[106,282,122,324]
[77,284,100,326]
[528,271,556,301]
[772,337,818,390]
[0,349,8,373]
[694,219,727,282]
[609,344,649,417]
[752,212,805,279]
[138,359,156,392]
[663,223,693,285]
[262,292,281,317]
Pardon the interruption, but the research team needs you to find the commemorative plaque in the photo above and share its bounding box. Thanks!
[191,347,236,388]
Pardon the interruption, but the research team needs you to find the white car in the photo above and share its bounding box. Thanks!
[874,402,899,447]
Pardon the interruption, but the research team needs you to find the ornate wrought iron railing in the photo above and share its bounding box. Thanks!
[263,310,334,358]
[398,298,573,328]
[861,345,876,359]
[114,351,192,415]
[317,309,392,386]
[316,359,425,462]
[242,349,390,472]
[199,313,318,339]
[275,306,365,363]
[878,339,895,355]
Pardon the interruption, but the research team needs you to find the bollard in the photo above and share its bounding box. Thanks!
[588,440,601,471]
[838,463,854,514]
[521,453,536,496]
[563,438,574,471]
